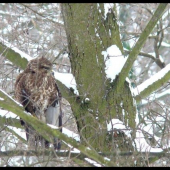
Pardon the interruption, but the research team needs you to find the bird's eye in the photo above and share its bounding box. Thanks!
[42,66,50,70]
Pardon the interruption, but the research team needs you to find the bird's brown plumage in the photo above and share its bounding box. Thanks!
[15,56,62,149]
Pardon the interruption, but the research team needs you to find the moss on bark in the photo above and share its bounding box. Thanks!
[62,3,135,152]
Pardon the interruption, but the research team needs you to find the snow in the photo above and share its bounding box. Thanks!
[132,63,170,96]
[163,161,167,165]
[155,88,170,99]
[47,123,59,129]
[4,60,13,65]
[0,107,80,138]
[1,4,170,166]
[59,148,80,154]
[161,41,170,47]
[85,158,102,167]
[104,3,114,20]
[85,98,90,102]
[0,105,164,161]
[162,9,170,20]
[8,126,27,140]
[148,52,156,57]
[62,141,80,153]
[147,52,164,64]
[107,119,164,152]
[0,36,32,61]
[0,41,167,166]
[97,3,101,13]
[0,107,81,150]
[126,37,139,49]
[62,127,80,142]
[102,45,128,81]
[107,119,132,138]
[104,157,110,161]
[0,125,27,153]
[140,88,170,106]
[0,89,23,107]
[159,55,164,63]
[52,18,64,25]
[116,3,120,16]
[0,109,19,119]
[135,129,163,152]
[53,71,79,95]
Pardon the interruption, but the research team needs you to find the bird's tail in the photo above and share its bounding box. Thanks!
[46,103,62,150]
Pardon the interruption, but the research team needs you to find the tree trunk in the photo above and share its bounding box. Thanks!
[61,3,136,152]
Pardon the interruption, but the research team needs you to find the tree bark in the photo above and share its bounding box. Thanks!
[61,3,136,152]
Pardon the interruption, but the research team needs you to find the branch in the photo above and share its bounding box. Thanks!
[5,126,27,144]
[124,49,165,68]
[0,42,28,70]
[0,150,88,160]
[20,3,64,27]
[124,31,157,39]
[0,150,169,160]
[0,90,113,166]
[134,63,170,103]
[72,157,94,167]
[116,4,168,93]
[0,38,78,107]
[0,114,26,143]
[0,115,22,129]
[0,115,99,167]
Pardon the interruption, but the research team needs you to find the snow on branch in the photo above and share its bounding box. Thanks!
[107,119,163,153]
[0,37,29,70]
[133,63,170,103]
[53,71,79,95]
[0,89,23,107]
[0,89,112,166]
[0,37,79,97]
[115,4,168,93]
[0,36,32,61]
[102,45,127,82]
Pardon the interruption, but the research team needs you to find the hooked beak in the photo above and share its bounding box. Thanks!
[47,67,53,76]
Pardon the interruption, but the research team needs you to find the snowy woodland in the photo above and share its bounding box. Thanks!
[0,3,170,167]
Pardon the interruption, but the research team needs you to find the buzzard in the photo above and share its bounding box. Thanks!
[14,56,62,150]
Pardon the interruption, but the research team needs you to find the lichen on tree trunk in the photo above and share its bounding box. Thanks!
[106,76,136,129]
[61,3,136,152]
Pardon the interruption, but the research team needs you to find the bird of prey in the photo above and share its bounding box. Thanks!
[15,56,62,150]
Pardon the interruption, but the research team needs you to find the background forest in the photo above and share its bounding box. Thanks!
[0,3,170,167]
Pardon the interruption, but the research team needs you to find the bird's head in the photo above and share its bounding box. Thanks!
[27,57,52,74]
